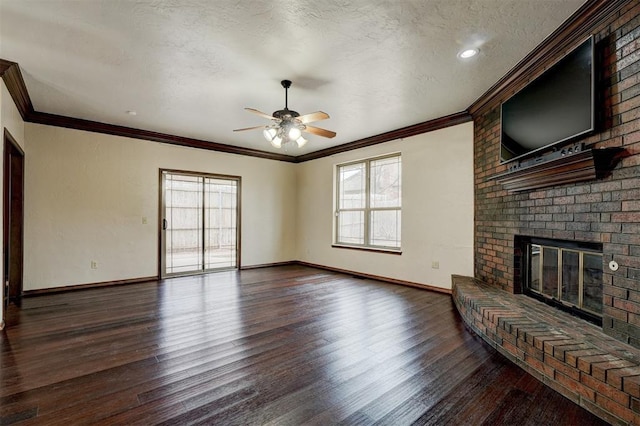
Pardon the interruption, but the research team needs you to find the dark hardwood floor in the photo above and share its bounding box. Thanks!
[1,265,608,425]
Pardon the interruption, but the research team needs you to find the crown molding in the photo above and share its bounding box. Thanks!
[468,0,630,117]
[0,59,33,121]
[1,59,471,163]
[295,112,472,162]
[0,60,13,76]
[28,111,296,162]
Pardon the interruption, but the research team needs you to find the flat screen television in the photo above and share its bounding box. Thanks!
[500,36,595,163]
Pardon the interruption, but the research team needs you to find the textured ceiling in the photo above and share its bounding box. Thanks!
[0,0,586,156]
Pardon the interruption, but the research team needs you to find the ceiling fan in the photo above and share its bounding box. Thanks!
[234,79,336,148]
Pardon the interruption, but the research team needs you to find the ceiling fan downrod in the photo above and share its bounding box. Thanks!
[281,80,292,111]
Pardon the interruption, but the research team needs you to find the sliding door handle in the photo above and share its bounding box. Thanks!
[162,219,168,230]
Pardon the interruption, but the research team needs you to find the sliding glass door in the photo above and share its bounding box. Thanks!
[160,170,240,277]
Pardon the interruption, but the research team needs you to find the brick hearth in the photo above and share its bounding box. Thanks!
[453,275,640,425]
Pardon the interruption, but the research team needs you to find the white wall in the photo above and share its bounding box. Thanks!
[24,123,297,290]
[295,122,474,290]
[1,80,26,324]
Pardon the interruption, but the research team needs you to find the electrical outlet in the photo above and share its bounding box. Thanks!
[432,261,440,269]
[91,261,97,269]
[142,216,148,224]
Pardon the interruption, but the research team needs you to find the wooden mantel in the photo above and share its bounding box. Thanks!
[491,147,626,193]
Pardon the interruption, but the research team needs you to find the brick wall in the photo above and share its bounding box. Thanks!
[474,2,640,347]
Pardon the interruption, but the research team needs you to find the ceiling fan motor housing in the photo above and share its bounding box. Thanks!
[272,109,300,120]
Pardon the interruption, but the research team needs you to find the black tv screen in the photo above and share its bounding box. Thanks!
[500,36,595,163]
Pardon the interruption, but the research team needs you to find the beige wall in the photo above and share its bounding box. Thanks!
[2,83,25,145]
[21,119,472,293]
[24,123,297,290]
[1,81,26,324]
[295,122,474,290]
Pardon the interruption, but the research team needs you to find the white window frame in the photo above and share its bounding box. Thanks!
[334,153,401,253]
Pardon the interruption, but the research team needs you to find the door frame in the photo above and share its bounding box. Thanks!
[158,169,241,279]
[3,128,25,321]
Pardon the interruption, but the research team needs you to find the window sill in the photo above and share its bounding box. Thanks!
[331,244,402,255]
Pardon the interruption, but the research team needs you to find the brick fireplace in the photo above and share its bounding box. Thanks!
[473,0,640,349]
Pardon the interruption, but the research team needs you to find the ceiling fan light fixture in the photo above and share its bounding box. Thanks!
[270,135,283,148]
[288,126,302,140]
[235,79,335,150]
[296,136,307,148]
[263,127,277,142]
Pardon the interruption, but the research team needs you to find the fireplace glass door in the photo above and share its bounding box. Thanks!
[527,243,603,317]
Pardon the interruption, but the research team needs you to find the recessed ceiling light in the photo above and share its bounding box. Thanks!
[126,110,137,116]
[458,48,479,59]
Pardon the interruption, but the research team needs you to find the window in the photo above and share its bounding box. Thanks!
[335,154,401,251]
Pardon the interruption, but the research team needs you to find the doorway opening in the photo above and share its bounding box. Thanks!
[3,129,25,324]
[160,170,240,278]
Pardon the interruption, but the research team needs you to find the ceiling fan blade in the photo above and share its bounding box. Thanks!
[233,125,265,132]
[297,111,330,124]
[245,107,276,120]
[304,125,336,138]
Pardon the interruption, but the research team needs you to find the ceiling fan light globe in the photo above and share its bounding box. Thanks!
[288,127,302,140]
[296,137,307,148]
[271,136,282,148]
[263,128,277,141]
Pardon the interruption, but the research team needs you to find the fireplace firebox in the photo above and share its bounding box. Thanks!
[515,236,603,325]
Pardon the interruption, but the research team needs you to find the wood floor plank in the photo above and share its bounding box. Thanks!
[0,265,608,425]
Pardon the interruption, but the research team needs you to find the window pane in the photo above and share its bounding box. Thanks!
[165,174,203,275]
[338,211,364,244]
[583,253,603,314]
[204,178,237,269]
[542,247,558,297]
[561,251,580,306]
[529,244,541,292]
[339,163,366,209]
[370,210,401,248]
[370,156,401,208]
